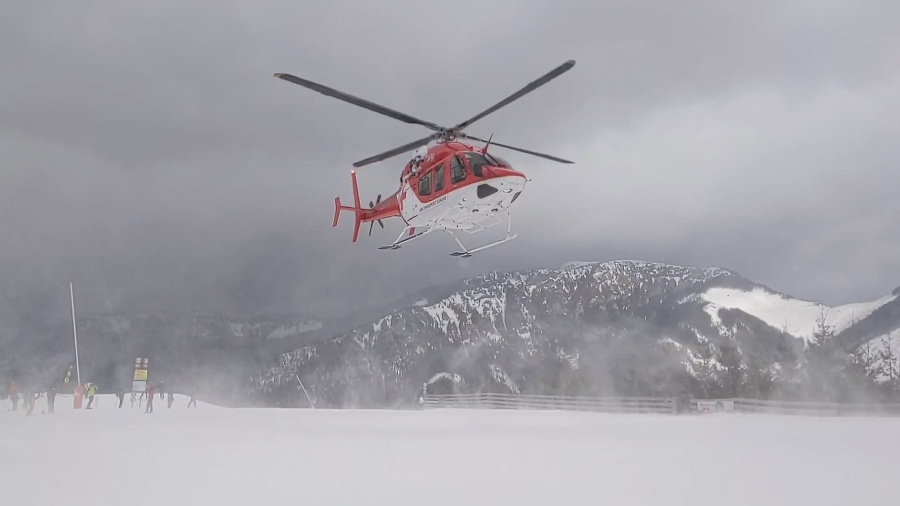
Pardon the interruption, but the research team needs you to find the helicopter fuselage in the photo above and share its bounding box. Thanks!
[346,142,528,237]
[398,170,526,234]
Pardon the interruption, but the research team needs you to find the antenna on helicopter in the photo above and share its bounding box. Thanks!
[480,133,494,155]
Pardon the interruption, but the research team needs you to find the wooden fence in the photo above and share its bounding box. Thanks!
[422,392,676,414]
[722,398,900,416]
[423,392,900,417]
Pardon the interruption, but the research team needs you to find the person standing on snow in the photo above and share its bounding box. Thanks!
[86,383,97,409]
[24,389,36,415]
[144,384,155,413]
[47,386,56,414]
[8,382,19,411]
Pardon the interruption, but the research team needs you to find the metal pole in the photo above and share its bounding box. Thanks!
[70,281,81,385]
[294,374,315,409]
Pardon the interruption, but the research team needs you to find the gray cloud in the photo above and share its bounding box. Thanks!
[2,0,898,333]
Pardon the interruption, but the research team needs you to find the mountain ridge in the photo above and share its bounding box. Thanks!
[4,259,897,407]
[250,259,900,408]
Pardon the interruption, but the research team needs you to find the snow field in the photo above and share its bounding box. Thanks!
[701,287,896,343]
[2,394,898,505]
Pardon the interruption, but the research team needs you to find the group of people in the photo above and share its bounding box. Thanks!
[130,382,197,413]
[5,381,198,414]
[3,382,58,415]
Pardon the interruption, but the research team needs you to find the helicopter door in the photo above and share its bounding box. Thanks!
[434,162,446,192]
[450,156,466,184]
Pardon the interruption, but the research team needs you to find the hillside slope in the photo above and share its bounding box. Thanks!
[251,260,898,407]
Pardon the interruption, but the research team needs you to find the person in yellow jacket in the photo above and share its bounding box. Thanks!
[86,383,98,409]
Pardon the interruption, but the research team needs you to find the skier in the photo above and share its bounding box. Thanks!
[187,394,197,408]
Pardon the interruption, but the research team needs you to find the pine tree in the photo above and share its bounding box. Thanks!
[852,339,879,383]
[717,339,743,397]
[743,358,775,399]
[693,339,720,398]
[812,307,836,349]
[805,308,841,401]
[878,332,898,400]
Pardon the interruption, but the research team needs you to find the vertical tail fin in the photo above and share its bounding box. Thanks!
[332,170,366,243]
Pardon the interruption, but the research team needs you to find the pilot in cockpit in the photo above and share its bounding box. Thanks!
[403,146,429,182]
[409,146,429,175]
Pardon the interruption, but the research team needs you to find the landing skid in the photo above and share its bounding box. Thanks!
[447,213,517,257]
[378,226,434,250]
[379,214,517,256]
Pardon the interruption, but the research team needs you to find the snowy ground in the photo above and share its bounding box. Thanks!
[2,394,898,505]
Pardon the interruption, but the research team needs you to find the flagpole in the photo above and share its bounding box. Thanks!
[294,374,315,409]
[70,281,81,385]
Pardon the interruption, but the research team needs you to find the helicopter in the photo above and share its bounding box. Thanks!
[274,59,575,257]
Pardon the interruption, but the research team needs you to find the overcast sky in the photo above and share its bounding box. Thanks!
[2,0,898,328]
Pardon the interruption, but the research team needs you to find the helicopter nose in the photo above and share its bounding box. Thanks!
[497,174,526,197]
[506,172,526,190]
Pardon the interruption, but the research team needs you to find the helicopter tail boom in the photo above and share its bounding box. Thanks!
[332,170,367,243]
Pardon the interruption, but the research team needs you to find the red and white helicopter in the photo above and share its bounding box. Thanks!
[274,59,575,257]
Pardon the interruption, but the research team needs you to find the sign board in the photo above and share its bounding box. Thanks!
[697,399,734,413]
[132,357,150,392]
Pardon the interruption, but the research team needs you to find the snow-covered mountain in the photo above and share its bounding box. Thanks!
[251,260,899,407]
[7,260,895,407]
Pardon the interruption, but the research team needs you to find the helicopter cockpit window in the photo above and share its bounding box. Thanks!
[418,172,432,196]
[434,164,445,191]
[450,156,466,184]
[484,153,511,168]
[464,152,489,177]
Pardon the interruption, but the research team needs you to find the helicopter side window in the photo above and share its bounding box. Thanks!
[418,172,432,196]
[434,163,445,191]
[464,152,489,177]
[450,156,466,184]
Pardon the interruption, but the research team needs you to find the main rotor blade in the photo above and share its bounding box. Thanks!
[452,60,575,132]
[275,73,445,132]
[353,133,439,167]
[460,133,574,164]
